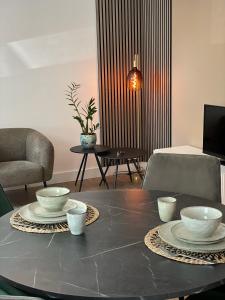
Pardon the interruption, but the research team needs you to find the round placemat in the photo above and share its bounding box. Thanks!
[10,204,99,234]
[144,226,225,265]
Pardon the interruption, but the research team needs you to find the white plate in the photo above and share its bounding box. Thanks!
[158,220,225,253]
[28,201,78,218]
[171,221,225,245]
[19,199,82,224]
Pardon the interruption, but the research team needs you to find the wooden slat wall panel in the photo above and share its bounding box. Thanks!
[96,0,171,160]
[141,0,172,157]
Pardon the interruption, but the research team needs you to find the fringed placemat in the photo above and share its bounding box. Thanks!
[10,204,99,234]
[144,226,225,265]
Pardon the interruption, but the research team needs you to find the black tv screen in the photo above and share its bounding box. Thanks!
[203,104,225,160]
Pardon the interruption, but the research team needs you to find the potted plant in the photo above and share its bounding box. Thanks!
[65,82,100,149]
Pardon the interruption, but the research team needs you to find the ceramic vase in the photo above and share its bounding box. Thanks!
[80,133,96,149]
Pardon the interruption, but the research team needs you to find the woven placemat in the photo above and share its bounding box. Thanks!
[144,226,225,265]
[10,204,99,234]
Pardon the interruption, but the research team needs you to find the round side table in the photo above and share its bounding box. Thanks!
[99,147,146,188]
[70,145,110,192]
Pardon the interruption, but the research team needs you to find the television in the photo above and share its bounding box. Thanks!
[203,104,225,162]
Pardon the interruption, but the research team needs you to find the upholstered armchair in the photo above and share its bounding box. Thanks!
[0,128,54,188]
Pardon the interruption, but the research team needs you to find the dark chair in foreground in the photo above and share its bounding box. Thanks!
[0,280,44,299]
[0,187,44,299]
[187,285,225,299]
[142,153,221,202]
[0,185,13,217]
[0,296,44,300]
[0,128,54,189]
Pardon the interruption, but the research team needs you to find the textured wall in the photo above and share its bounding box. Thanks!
[96,0,172,160]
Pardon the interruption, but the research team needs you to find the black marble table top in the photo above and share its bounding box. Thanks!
[1,190,225,300]
[98,147,146,160]
[70,145,110,154]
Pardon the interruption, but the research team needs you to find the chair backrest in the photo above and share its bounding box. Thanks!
[0,185,13,217]
[142,153,221,202]
[0,128,33,162]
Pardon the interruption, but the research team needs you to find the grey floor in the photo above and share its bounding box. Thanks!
[5,174,142,208]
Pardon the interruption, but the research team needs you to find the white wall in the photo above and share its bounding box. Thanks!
[0,0,100,182]
[5,0,224,184]
[172,0,225,148]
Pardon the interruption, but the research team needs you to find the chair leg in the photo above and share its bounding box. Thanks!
[43,181,47,187]
[25,184,27,191]
[179,297,185,300]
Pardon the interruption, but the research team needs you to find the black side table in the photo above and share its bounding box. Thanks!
[99,147,146,188]
[70,145,110,192]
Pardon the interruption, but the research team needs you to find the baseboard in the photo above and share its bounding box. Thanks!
[5,162,147,191]
[50,161,147,184]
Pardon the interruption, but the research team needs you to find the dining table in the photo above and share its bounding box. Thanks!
[1,189,225,300]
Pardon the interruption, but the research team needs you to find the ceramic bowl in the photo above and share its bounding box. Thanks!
[36,187,70,212]
[180,206,222,238]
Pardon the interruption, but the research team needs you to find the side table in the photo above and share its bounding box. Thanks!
[99,147,146,188]
[70,145,110,192]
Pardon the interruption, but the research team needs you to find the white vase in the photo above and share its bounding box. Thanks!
[80,133,97,149]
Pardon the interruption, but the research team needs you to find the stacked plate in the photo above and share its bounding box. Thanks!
[158,220,225,253]
[18,199,79,224]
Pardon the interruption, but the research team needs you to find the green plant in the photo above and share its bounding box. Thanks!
[65,82,100,134]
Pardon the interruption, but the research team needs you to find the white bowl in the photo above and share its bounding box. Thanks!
[36,187,70,212]
[180,206,222,238]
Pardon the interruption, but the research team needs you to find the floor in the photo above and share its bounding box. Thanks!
[6,174,142,208]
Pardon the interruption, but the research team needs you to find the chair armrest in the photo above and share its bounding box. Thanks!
[26,130,54,181]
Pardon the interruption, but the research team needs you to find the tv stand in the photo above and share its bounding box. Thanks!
[154,145,225,204]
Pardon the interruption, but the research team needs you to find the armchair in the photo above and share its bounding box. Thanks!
[0,128,54,188]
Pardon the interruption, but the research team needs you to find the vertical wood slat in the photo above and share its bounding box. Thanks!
[96,0,172,160]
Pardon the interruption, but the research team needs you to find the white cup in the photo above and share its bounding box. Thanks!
[66,203,87,235]
[157,197,176,222]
